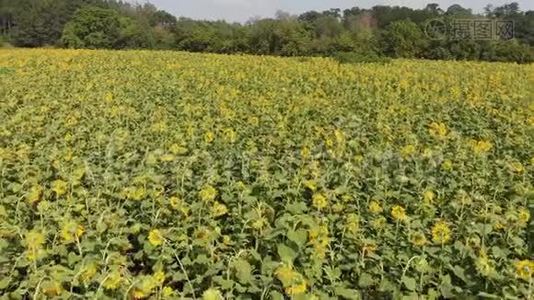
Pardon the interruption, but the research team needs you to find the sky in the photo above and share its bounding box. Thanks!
[135,0,534,22]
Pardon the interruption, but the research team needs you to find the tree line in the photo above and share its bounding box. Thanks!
[1,0,533,63]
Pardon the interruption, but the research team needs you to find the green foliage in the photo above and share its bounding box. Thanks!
[0,35,12,47]
[381,20,427,58]
[61,6,123,49]
[9,0,70,47]
[175,19,247,54]
[247,17,311,56]
[118,17,155,49]
[492,39,534,64]
[2,0,534,63]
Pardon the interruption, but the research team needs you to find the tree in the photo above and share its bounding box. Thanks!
[337,12,380,56]
[425,3,443,15]
[492,39,533,63]
[302,14,341,54]
[152,25,175,49]
[448,39,481,60]
[313,15,344,39]
[10,0,73,46]
[61,6,125,49]
[516,11,534,46]
[445,4,472,17]
[118,16,155,49]
[371,6,419,27]
[381,19,427,58]
[298,10,322,25]
[0,0,16,36]
[489,2,520,18]
[6,0,113,47]
[247,18,310,56]
[150,10,177,28]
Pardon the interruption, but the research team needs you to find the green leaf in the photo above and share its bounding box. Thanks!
[451,265,467,283]
[232,258,253,284]
[193,254,210,265]
[378,278,396,292]
[415,257,431,273]
[277,244,297,263]
[0,277,10,289]
[270,291,284,300]
[242,195,257,203]
[401,276,417,291]
[439,274,455,298]
[0,238,9,252]
[260,258,278,276]
[287,229,307,248]
[334,287,361,299]
[324,266,341,279]
[67,252,81,266]
[213,276,235,290]
[285,202,307,214]
[357,273,375,288]
[427,288,439,300]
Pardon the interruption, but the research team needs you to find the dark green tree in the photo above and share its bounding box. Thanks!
[10,0,73,46]
[61,6,125,49]
[445,4,472,16]
[247,17,310,56]
[381,19,427,58]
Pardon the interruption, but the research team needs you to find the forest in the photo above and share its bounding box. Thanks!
[1,0,533,63]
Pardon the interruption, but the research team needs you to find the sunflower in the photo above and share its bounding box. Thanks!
[26,185,43,204]
[203,131,215,144]
[470,139,492,155]
[428,122,448,138]
[312,193,328,210]
[41,280,63,297]
[148,229,164,247]
[51,179,68,196]
[103,270,122,290]
[400,144,416,158]
[431,220,451,244]
[368,201,383,214]
[391,205,408,222]
[285,274,307,296]
[518,208,530,227]
[345,214,360,234]
[202,288,223,300]
[199,185,218,202]
[25,229,46,261]
[515,260,534,281]
[410,232,427,247]
[210,202,228,217]
[423,190,435,204]
[275,264,308,296]
[275,264,295,284]
[60,221,85,243]
[80,262,98,284]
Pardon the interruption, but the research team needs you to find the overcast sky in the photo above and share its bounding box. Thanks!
[135,1,534,22]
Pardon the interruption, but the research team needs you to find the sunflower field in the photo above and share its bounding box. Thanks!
[0,49,533,299]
